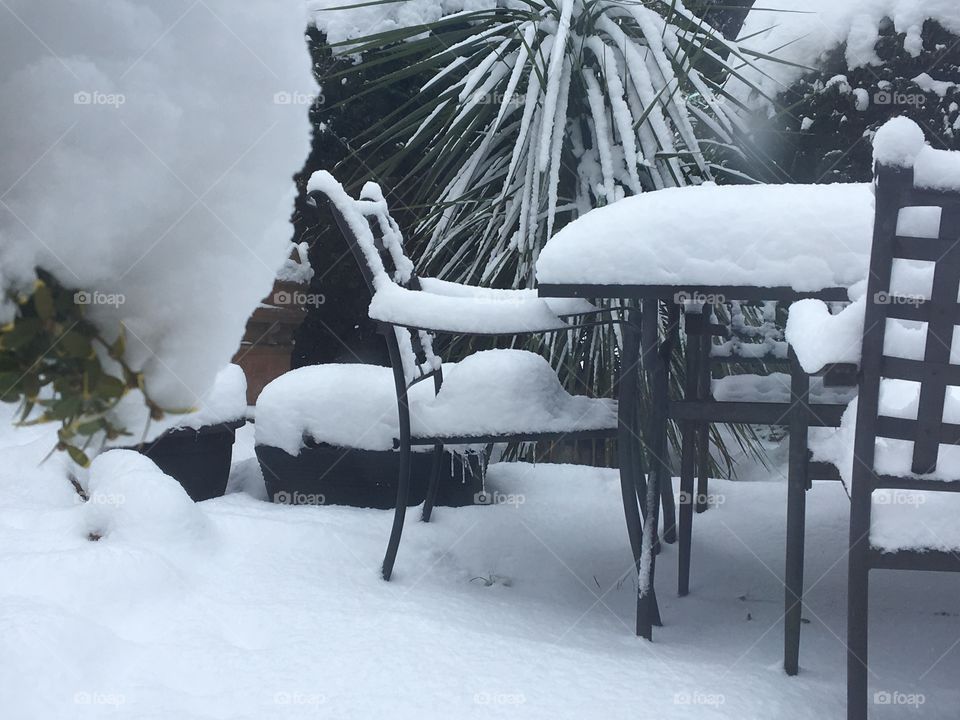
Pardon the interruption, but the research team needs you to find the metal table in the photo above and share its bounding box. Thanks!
[539,281,851,670]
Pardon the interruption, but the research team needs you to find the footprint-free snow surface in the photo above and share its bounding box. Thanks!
[1,411,958,719]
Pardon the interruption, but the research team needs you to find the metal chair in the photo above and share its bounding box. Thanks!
[841,161,960,720]
[306,171,668,638]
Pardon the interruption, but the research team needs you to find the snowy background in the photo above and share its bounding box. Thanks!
[0,0,313,421]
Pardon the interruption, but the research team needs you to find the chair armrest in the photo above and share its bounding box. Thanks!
[369,282,613,336]
[418,277,598,318]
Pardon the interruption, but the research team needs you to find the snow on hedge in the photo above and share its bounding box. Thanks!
[0,1,313,431]
[730,0,960,107]
[308,0,498,47]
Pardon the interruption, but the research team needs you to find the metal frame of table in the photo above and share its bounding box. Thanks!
[539,282,850,670]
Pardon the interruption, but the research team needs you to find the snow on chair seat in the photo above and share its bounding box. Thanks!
[410,350,617,442]
[711,373,856,405]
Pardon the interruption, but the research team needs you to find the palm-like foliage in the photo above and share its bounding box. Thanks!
[329,0,759,288]
[319,0,774,469]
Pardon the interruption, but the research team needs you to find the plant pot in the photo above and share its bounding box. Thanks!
[128,419,246,501]
[256,442,483,510]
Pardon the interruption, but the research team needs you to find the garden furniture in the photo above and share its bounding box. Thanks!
[537,178,876,664]
[787,119,960,720]
[300,172,666,637]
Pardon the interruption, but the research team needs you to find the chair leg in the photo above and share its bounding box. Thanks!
[660,470,677,545]
[784,350,810,675]
[678,419,696,597]
[783,464,807,675]
[695,326,712,514]
[421,442,444,522]
[847,551,869,720]
[381,437,412,581]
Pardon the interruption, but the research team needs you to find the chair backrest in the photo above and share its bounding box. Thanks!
[853,162,960,483]
[306,171,440,391]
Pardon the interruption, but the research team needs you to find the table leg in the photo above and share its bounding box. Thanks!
[784,348,810,675]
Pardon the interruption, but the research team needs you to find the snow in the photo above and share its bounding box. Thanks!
[411,350,617,438]
[255,363,433,454]
[711,373,856,406]
[786,299,865,374]
[255,351,616,455]
[536,183,875,291]
[872,116,927,168]
[105,364,248,447]
[0,0,313,433]
[730,0,960,107]
[3,414,960,718]
[310,170,596,335]
[308,1,499,48]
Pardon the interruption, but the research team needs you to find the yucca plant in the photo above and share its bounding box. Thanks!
[316,0,776,469]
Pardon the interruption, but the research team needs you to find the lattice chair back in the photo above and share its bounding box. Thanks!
[852,163,960,483]
[307,172,440,388]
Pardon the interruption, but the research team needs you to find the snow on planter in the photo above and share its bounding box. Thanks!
[0,0,313,434]
[105,364,248,447]
[256,351,616,455]
[536,182,875,292]
[82,450,209,545]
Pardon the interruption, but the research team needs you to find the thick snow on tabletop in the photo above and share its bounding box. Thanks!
[536,183,874,291]
[728,0,960,107]
[0,0,313,421]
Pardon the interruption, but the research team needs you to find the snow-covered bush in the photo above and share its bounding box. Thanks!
[0,1,314,454]
[729,0,960,183]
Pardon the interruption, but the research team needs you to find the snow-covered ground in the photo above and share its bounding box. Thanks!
[1,411,958,719]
